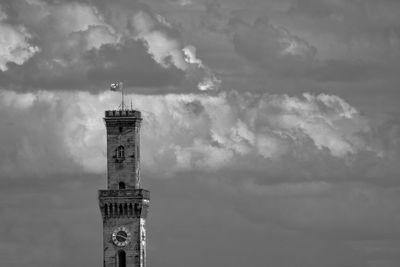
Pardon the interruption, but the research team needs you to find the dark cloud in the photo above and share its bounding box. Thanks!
[0,0,217,93]
[230,16,375,82]
[231,17,315,67]
[192,1,375,83]
[284,0,400,68]
[0,39,185,92]
[309,59,373,82]
[287,0,341,19]
[85,40,185,91]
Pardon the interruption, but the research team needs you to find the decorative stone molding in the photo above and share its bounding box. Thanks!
[99,189,150,199]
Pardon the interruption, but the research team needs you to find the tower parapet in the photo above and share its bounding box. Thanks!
[105,110,142,118]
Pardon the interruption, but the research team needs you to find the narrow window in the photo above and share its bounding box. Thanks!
[118,250,126,267]
[119,182,126,189]
[117,146,125,159]
[129,203,133,217]
[104,204,108,216]
[134,203,140,217]
[119,204,123,216]
[124,203,128,216]
[110,204,113,217]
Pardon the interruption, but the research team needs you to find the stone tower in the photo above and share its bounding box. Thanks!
[98,109,150,267]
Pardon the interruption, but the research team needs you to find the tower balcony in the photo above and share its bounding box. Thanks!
[98,189,150,200]
[104,110,142,128]
[98,189,150,219]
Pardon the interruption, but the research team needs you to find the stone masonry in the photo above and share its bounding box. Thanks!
[98,109,150,267]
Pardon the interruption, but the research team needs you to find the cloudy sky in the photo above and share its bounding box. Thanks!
[1,0,400,266]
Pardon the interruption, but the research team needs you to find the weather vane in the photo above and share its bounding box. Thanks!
[110,81,127,110]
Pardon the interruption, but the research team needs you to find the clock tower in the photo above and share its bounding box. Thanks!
[98,109,150,267]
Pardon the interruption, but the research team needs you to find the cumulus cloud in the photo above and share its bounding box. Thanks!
[133,11,187,70]
[0,12,39,71]
[0,0,219,92]
[0,0,123,89]
[132,11,220,91]
[183,45,221,91]
[137,91,373,174]
[0,89,393,181]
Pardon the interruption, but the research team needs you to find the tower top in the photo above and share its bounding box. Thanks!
[104,109,142,119]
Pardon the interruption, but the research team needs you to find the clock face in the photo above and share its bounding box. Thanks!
[112,226,132,247]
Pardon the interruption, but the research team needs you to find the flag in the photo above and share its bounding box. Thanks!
[110,82,121,91]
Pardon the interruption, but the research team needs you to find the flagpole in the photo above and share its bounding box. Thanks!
[121,82,124,111]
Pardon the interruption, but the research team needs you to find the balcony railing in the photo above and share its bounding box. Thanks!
[98,189,150,199]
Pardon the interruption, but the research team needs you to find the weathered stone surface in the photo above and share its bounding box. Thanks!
[99,109,149,267]
[104,110,142,190]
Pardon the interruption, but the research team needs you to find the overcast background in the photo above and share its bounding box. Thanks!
[1,0,400,266]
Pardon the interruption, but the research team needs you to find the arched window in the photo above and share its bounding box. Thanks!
[117,250,126,267]
[117,146,125,159]
[119,182,126,189]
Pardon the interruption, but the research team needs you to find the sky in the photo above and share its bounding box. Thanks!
[0,0,400,266]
